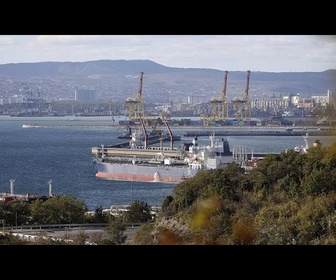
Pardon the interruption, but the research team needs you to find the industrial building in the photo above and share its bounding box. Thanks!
[75,89,97,102]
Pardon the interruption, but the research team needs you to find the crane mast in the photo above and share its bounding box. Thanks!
[125,72,145,121]
[135,71,145,120]
[208,70,229,125]
[232,70,252,121]
[244,70,251,102]
[220,70,229,120]
[136,71,144,103]
[244,70,251,121]
[221,70,228,102]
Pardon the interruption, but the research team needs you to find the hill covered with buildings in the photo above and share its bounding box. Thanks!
[0,60,335,122]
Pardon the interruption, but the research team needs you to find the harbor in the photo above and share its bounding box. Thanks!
[19,116,336,137]
[1,115,336,211]
[20,124,336,138]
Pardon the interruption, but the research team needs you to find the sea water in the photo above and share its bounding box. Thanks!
[0,115,335,210]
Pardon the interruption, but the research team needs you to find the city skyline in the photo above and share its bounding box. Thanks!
[0,35,335,73]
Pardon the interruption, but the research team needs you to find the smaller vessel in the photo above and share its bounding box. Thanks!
[117,127,133,139]
[22,123,38,128]
[294,133,310,154]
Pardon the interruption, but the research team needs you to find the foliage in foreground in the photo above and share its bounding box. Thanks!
[134,141,336,245]
[0,196,152,245]
[3,141,336,245]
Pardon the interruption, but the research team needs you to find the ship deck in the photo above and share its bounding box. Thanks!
[91,146,182,158]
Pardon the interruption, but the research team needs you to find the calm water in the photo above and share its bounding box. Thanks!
[1,115,335,210]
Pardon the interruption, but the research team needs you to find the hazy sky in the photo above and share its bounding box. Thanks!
[0,35,335,72]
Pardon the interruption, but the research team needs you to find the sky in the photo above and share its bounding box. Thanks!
[0,35,335,72]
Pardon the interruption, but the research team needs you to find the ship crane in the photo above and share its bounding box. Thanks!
[162,117,174,150]
[139,115,148,149]
[125,72,145,121]
[232,70,251,122]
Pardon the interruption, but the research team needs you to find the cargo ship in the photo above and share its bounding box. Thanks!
[91,119,233,184]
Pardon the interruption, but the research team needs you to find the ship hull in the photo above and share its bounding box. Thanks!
[94,162,200,183]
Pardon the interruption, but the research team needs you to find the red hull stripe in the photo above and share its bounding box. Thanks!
[95,172,184,183]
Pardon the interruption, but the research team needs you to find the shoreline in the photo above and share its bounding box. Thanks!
[21,123,336,136]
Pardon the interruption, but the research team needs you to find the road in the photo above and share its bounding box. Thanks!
[3,225,140,245]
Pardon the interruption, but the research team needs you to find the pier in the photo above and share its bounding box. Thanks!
[183,127,336,137]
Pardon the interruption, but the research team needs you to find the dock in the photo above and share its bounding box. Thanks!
[183,128,336,137]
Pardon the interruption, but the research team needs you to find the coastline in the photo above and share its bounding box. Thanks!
[21,123,336,136]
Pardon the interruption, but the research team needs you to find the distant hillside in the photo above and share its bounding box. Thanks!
[0,60,181,78]
[0,60,335,102]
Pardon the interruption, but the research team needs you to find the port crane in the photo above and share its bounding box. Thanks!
[232,70,251,122]
[209,70,229,122]
[125,72,145,121]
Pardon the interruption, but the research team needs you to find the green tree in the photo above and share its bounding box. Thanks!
[100,216,127,245]
[171,170,213,213]
[132,223,156,245]
[302,168,336,196]
[9,202,31,226]
[0,201,31,227]
[30,195,87,224]
[85,205,109,223]
[124,200,152,223]
[208,163,243,201]
[161,195,174,217]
